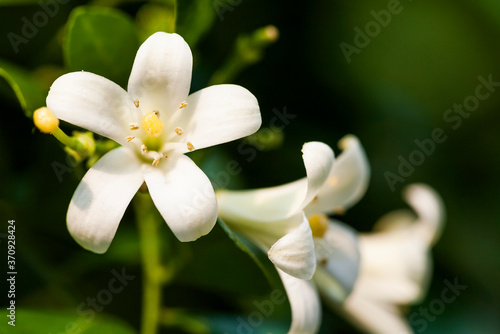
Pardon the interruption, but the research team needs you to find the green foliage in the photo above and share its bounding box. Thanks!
[8,308,136,333]
[176,0,217,47]
[64,6,139,88]
[0,59,47,118]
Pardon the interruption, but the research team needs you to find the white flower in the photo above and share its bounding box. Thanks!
[323,184,445,334]
[216,135,369,333]
[47,32,261,253]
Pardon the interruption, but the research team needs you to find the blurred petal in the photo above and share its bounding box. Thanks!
[128,32,192,120]
[403,183,445,245]
[47,72,136,147]
[340,297,413,334]
[168,84,261,152]
[268,214,316,280]
[277,269,321,334]
[67,147,143,253]
[305,135,370,215]
[143,154,217,242]
[314,220,360,300]
[335,184,445,333]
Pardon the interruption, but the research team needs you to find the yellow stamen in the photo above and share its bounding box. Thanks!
[129,123,139,130]
[133,99,139,108]
[179,101,187,109]
[141,144,147,154]
[126,136,135,142]
[142,112,164,137]
[33,107,59,134]
[187,142,194,151]
[308,214,329,238]
[163,153,168,159]
[175,127,183,135]
[152,157,160,166]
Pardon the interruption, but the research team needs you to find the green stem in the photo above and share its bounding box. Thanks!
[52,128,76,148]
[134,192,164,334]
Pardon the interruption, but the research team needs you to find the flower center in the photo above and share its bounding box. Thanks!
[308,213,329,238]
[142,112,164,137]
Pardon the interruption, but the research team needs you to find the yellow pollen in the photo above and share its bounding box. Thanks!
[126,136,135,142]
[129,123,139,130]
[187,142,194,151]
[33,107,59,134]
[133,99,139,108]
[142,112,163,137]
[179,101,187,109]
[308,214,329,238]
[175,127,183,135]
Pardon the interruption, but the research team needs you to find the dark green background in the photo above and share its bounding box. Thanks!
[1,0,499,333]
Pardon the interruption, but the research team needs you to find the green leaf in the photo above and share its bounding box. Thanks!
[176,0,216,47]
[6,308,136,333]
[0,59,47,118]
[218,218,282,289]
[64,6,139,88]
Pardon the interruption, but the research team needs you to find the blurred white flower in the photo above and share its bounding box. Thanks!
[323,184,445,334]
[47,32,261,253]
[217,136,369,333]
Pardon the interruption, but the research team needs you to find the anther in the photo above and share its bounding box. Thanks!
[133,98,139,108]
[152,157,160,166]
[175,127,183,135]
[163,153,168,159]
[187,142,194,151]
[141,144,147,154]
[308,214,329,238]
[126,136,135,142]
[129,123,139,130]
[179,101,187,109]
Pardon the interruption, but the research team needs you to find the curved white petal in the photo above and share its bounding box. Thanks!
[143,154,217,242]
[168,84,261,152]
[300,141,335,210]
[305,135,370,216]
[314,220,360,299]
[47,72,137,146]
[216,141,333,227]
[403,183,445,246]
[268,214,316,280]
[67,147,144,253]
[277,269,321,334]
[128,32,192,121]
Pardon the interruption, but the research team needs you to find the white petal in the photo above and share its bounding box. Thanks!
[277,269,321,334]
[47,72,137,146]
[169,84,261,152]
[305,135,370,216]
[128,32,192,121]
[143,154,217,242]
[216,142,333,249]
[300,141,335,210]
[268,214,316,280]
[67,147,144,253]
[403,183,445,246]
[340,296,413,334]
[314,220,360,300]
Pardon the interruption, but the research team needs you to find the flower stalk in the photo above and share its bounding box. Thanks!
[134,191,166,334]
